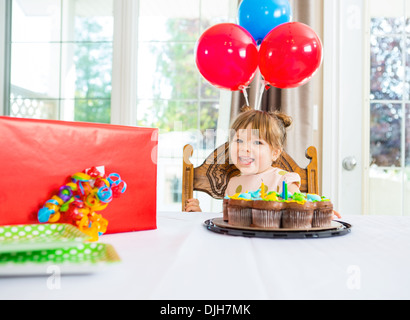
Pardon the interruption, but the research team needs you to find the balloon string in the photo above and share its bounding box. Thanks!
[257,80,265,110]
[242,88,250,107]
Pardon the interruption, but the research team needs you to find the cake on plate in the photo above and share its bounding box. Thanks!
[223,182,334,230]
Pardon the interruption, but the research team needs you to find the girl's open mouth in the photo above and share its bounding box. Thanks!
[238,156,254,166]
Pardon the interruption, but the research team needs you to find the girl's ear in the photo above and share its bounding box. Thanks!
[272,148,282,162]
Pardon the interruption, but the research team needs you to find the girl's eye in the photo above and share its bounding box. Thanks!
[235,138,243,143]
[254,140,263,145]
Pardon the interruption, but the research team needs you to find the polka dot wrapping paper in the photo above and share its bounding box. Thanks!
[0,224,120,276]
[0,243,119,266]
[0,224,90,253]
[0,243,119,265]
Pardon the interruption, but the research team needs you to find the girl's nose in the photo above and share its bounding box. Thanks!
[239,141,251,153]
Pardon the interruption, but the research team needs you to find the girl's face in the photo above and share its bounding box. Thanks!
[229,124,281,176]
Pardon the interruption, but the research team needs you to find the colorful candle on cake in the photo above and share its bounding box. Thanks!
[261,181,266,199]
[282,181,288,200]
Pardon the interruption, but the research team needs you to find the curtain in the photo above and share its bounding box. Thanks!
[231,0,324,168]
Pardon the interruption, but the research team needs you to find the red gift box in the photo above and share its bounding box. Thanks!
[0,116,158,234]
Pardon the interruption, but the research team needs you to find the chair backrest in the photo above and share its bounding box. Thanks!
[182,142,319,211]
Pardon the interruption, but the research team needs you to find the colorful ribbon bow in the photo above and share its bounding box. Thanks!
[37,167,127,241]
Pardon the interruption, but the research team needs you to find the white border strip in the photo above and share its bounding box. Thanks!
[322,0,342,209]
[111,0,139,126]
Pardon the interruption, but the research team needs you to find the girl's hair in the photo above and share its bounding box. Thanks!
[230,106,292,151]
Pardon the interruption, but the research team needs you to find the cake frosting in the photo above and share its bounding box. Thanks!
[224,182,334,229]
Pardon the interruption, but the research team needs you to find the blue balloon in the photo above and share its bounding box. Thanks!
[238,0,292,43]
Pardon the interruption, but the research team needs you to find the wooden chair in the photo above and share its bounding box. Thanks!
[182,142,319,211]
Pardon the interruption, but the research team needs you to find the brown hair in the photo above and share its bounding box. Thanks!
[229,106,292,151]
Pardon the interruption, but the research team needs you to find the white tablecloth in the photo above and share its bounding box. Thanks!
[1,212,410,300]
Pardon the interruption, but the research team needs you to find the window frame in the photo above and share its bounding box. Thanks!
[366,0,410,216]
[0,0,11,116]
[2,0,234,128]
[110,0,139,126]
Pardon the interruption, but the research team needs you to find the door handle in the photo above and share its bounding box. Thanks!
[343,156,357,171]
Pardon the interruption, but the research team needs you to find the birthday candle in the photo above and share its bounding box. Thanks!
[282,181,285,198]
[261,181,266,199]
[282,181,288,200]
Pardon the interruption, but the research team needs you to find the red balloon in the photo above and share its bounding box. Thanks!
[195,23,259,91]
[259,22,323,89]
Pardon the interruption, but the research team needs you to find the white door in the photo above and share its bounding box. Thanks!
[323,0,410,216]
[323,0,364,215]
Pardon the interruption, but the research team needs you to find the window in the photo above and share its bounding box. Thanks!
[8,0,114,122]
[368,0,410,215]
[3,0,235,212]
[136,0,235,211]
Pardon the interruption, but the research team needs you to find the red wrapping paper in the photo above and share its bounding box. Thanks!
[0,116,158,234]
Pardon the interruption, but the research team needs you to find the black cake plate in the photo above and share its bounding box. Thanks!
[204,217,352,239]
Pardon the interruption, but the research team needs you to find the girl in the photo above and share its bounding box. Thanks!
[185,106,300,212]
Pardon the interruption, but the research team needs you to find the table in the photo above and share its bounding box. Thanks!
[1,212,410,300]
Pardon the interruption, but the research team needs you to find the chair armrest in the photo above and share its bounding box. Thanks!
[182,144,194,211]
